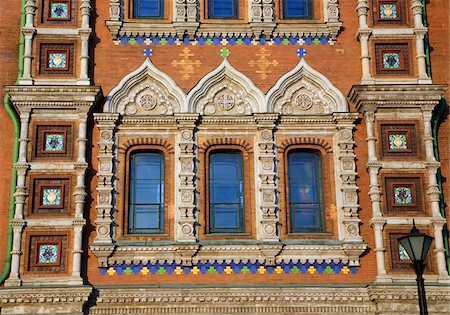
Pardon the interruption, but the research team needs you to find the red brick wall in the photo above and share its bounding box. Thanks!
[427,0,450,233]
[0,0,21,281]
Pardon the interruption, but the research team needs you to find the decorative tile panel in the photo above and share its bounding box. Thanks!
[388,132,408,150]
[42,0,74,24]
[27,235,67,272]
[40,186,63,208]
[389,233,416,271]
[384,176,423,213]
[393,185,413,205]
[35,241,61,266]
[45,49,69,71]
[31,177,71,215]
[43,131,66,152]
[39,44,74,75]
[33,124,73,159]
[380,124,417,157]
[48,0,71,21]
[382,52,402,69]
[375,44,410,75]
[373,0,404,24]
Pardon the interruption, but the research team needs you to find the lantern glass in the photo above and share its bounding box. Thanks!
[398,234,434,262]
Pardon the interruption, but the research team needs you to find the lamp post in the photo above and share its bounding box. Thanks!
[398,221,434,315]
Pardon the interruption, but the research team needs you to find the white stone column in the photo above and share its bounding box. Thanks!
[364,111,390,281]
[175,114,199,243]
[77,1,91,85]
[254,114,279,242]
[411,0,431,83]
[356,0,374,84]
[70,110,89,282]
[422,111,448,279]
[20,0,36,85]
[5,111,31,286]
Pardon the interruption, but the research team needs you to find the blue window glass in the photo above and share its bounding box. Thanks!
[129,152,164,234]
[209,151,244,233]
[288,151,324,233]
[283,0,313,19]
[134,0,164,18]
[208,0,239,19]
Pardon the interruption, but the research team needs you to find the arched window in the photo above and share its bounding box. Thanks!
[128,152,165,234]
[287,150,324,233]
[133,0,164,18]
[209,151,244,233]
[282,0,313,19]
[208,0,239,19]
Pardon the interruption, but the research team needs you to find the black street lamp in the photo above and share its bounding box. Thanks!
[398,221,434,315]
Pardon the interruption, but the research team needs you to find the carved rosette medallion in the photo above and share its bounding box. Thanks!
[295,94,313,110]
[216,94,235,111]
[139,94,157,111]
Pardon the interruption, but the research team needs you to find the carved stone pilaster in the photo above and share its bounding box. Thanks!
[106,0,123,38]
[173,0,199,37]
[336,121,362,242]
[249,0,276,36]
[255,114,279,241]
[175,114,199,242]
[93,113,119,244]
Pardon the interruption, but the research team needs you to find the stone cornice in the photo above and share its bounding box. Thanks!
[0,286,92,304]
[348,84,447,114]
[92,241,367,267]
[5,85,103,114]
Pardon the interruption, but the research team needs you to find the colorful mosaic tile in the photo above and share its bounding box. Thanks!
[99,260,358,277]
[380,4,397,19]
[50,1,70,20]
[115,36,331,47]
[48,52,68,69]
[398,243,411,261]
[388,133,408,150]
[382,52,401,69]
[45,133,64,151]
[42,187,62,207]
[38,244,59,264]
[393,186,413,205]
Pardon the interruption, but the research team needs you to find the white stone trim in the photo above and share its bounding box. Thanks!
[187,58,266,114]
[105,58,187,115]
[267,58,349,114]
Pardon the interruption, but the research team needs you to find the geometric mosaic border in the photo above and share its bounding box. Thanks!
[115,36,333,47]
[100,260,358,276]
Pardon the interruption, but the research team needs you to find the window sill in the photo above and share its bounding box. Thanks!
[90,240,367,268]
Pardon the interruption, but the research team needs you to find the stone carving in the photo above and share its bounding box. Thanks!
[139,94,157,111]
[295,94,313,110]
[216,93,235,111]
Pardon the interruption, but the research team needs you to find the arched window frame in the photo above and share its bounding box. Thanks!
[199,144,254,238]
[121,145,173,239]
[281,145,334,238]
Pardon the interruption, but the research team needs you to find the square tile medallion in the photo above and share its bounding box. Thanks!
[45,49,69,71]
[393,185,414,205]
[48,0,71,21]
[43,131,66,153]
[36,241,61,266]
[39,185,64,209]
[374,0,403,23]
[388,132,409,151]
[382,52,402,69]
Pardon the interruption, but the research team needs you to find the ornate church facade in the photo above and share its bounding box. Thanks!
[0,0,449,314]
